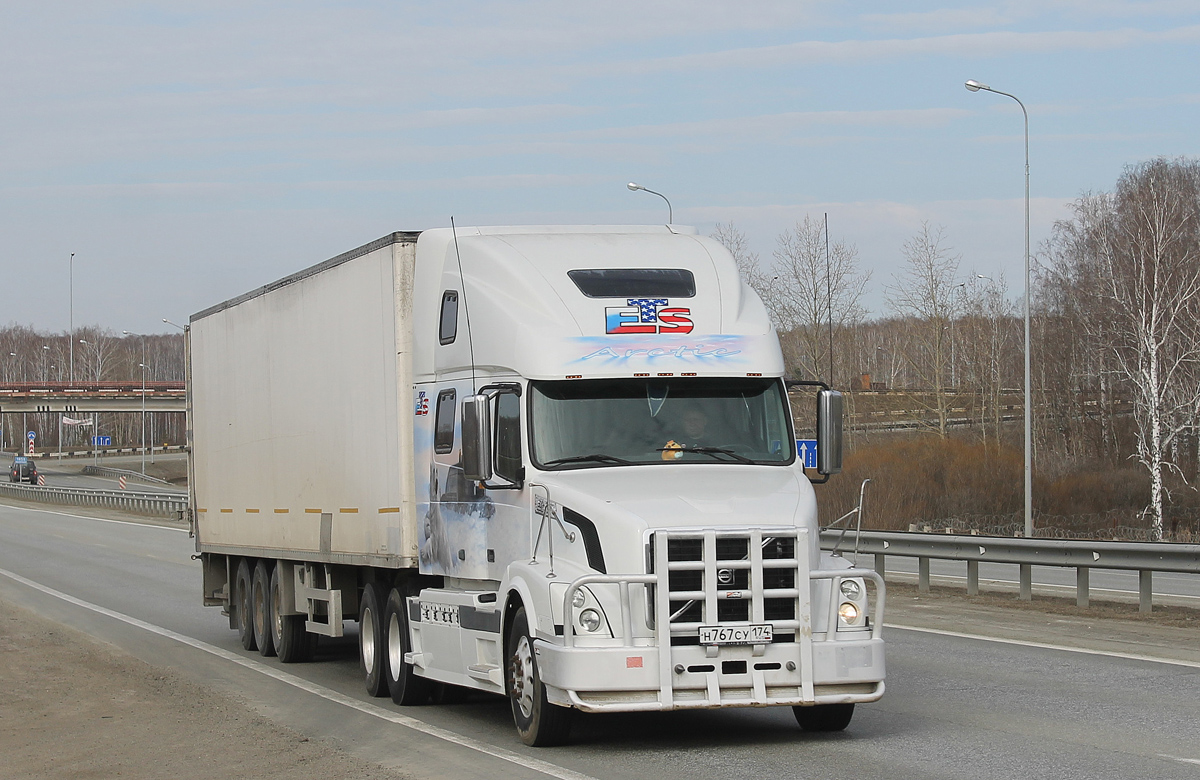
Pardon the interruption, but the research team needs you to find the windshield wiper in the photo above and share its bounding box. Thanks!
[542,453,633,467]
[655,446,756,464]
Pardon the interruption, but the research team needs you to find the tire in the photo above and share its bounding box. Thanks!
[793,703,855,732]
[252,560,276,657]
[506,606,572,747]
[234,558,257,651]
[384,586,431,705]
[269,563,313,663]
[360,582,389,697]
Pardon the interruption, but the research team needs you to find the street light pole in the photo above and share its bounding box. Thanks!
[966,79,1032,546]
[123,330,147,473]
[69,252,76,385]
[627,182,673,224]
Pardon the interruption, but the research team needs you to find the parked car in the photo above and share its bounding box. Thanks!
[9,455,38,484]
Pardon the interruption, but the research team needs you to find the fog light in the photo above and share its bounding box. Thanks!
[572,590,587,609]
[839,579,861,599]
[838,602,860,623]
[579,609,602,633]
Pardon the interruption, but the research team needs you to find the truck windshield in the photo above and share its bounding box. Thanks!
[530,378,793,469]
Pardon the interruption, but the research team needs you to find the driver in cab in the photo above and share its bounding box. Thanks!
[661,408,709,460]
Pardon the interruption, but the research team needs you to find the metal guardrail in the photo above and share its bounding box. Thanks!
[820,529,1200,613]
[0,481,187,518]
[80,465,173,485]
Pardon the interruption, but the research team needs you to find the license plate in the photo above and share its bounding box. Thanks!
[698,624,773,645]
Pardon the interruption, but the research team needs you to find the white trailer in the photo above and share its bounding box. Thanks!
[189,225,885,746]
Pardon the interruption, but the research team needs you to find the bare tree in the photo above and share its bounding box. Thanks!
[768,215,870,381]
[886,223,964,436]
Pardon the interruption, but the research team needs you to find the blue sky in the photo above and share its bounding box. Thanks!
[2,1,1198,334]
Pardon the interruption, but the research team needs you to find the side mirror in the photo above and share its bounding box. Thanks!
[461,394,492,481]
[816,389,843,475]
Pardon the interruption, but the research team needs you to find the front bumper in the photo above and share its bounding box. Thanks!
[537,633,884,712]
[537,526,886,713]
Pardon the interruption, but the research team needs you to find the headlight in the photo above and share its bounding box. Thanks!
[579,609,602,633]
[838,602,860,623]
[839,579,862,599]
[572,590,587,609]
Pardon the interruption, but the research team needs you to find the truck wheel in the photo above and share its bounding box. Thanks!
[235,559,257,651]
[252,561,276,657]
[793,703,855,732]
[360,583,389,697]
[506,606,572,747]
[269,563,312,663]
[384,586,431,705]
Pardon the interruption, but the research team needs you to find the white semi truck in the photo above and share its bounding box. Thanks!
[188,225,885,746]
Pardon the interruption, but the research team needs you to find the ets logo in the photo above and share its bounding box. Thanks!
[605,298,693,335]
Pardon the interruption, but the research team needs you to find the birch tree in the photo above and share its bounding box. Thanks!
[886,223,964,437]
[770,216,870,381]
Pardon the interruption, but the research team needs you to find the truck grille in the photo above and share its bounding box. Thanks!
[651,528,805,645]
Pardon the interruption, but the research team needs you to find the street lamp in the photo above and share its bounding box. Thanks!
[162,318,187,331]
[965,79,1034,563]
[68,252,80,385]
[123,330,147,474]
[627,182,673,224]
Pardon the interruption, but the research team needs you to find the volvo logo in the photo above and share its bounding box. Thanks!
[717,568,735,585]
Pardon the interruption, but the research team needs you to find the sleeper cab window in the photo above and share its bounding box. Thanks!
[439,290,459,345]
[435,389,456,453]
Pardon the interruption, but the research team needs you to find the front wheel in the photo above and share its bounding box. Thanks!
[506,606,572,747]
[793,703,854,732]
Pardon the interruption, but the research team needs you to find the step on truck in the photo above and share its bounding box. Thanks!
[188,225,885,746]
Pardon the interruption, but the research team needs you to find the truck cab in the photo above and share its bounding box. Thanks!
[404,226,884,744]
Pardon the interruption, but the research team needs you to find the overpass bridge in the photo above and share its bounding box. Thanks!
[0,382,186,414]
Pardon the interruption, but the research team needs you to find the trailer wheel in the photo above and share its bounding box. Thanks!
[506,606,572,747]
[252,561,276,657]
[793,703,855,732]
[360,583,389,697]
[269,564,313,663]
[384,586,431,705]
[234,559,257,651]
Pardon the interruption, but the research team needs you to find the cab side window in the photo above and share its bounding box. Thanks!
[495,392,522,482]
[434,389,456,453]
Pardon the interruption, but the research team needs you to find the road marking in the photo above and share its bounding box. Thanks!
[1,502,189,532]
[0,566,596,780]
[1160,754,1200,766]
[886,623,1200,669]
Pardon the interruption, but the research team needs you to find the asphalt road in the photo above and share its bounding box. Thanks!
[2,502,1198,780]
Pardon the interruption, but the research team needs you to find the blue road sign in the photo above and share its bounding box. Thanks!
[27,431,35,441]
[796,439,818,469]
[91,436,112,447]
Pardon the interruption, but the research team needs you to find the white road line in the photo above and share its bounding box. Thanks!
[885,623,1200,669]
[0,566,597,780]
[1,502,189,532]
[1160,754,1200,766]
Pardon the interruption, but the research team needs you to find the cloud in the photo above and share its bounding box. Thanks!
[603,24,1200,75]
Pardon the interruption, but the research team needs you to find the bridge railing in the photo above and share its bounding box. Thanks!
[0,481,186,519]
[821,529,1200,612]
